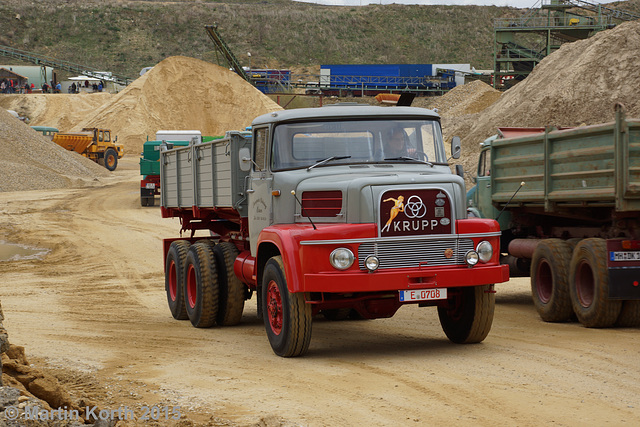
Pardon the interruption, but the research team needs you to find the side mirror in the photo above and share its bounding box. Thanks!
[239,147,251,172]
[451,136,461,160]
[455,164,464,178]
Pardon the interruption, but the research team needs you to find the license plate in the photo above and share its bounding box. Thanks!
[399,288,447,302]
[145,183,156,189]
[610,251,640,261]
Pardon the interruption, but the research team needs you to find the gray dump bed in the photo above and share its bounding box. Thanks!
[160,131,251,217]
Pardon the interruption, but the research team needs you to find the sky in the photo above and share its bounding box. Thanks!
[295,0,606,8]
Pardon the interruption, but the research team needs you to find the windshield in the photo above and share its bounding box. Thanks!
[271,119,445,171]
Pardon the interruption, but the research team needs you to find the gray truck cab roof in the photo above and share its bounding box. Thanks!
[252,105,440,127]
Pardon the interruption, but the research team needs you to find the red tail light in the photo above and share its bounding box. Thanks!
[622,240,640,250]
[301,191,342,217]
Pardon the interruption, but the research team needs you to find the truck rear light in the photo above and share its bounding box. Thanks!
[621,240,640,250]
[302,191,342,217]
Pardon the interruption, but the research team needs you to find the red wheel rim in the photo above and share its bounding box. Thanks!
[187,264,197,309]
[169,260,177,301]
[575,260,594,307]
[266,280,283,335]
[444,289,464,321]
[535,259,553,303]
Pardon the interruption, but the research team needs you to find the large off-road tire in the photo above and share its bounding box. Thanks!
[437,284,495,344]
[212,242,245,326]
[530,239,573,322]
[184,241,219,328]
[262,256,312,357]
[103,148,118,171]
[616,300,640,327]
[569,238,622,327]
[165,240,190,320]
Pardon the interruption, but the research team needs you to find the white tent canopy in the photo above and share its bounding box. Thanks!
[68,75,102,82]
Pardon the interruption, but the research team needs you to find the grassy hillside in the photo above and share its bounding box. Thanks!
[0,0,516,79]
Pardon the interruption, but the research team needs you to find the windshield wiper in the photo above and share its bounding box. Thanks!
[307,155,351,171]
[384,156,434,167]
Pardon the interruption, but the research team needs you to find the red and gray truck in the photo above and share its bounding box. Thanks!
[467,104,640,328]
[160,105,509,357]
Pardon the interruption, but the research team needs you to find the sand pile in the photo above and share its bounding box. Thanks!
[418,80,501,118]
[0,109,109,192]
[0,92,112,131]
[455,20,640,166]
[74,56,284,154]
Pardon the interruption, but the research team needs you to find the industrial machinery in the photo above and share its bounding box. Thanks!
[493,0,640,88]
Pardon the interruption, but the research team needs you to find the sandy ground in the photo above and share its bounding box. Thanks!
[0,157,639,426]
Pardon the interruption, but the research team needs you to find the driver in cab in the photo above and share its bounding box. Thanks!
[384,128,417,159]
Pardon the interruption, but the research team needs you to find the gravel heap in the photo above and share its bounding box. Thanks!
[457,20,640,160]
[414,80,501,118]
[74,56,283,155]
[431,20,640,177]
[0,109,109,192]
[0,93,112,132]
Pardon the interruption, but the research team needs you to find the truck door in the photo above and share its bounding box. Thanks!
[476,147,500,219]
[248,126,273,255]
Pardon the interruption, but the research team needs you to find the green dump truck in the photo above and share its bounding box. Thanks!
[468,103,640,328]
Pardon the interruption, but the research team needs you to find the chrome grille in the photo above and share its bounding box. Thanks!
[358,238,475,270]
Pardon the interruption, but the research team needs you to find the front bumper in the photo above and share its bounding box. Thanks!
[302,263,509,293]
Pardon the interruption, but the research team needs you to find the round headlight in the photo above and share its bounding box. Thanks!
[476,241,493,263]
[465,250,479,266]
[364,255,379,272]
[330,248,354,270]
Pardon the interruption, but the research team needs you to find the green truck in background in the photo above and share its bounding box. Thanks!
[468,103,640,328]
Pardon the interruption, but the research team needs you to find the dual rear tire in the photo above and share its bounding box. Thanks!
[165,244,313,356]
[164,240,245,328]
[531,238,638,327]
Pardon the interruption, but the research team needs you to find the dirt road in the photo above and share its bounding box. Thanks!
[1,157,638,426]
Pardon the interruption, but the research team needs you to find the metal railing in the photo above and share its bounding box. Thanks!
[541,0,640,21]
[494,15,612,29]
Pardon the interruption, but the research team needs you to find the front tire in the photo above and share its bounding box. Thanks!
[262,256,312,357]
[530,239,573,322]
[184,241,219,328]
[165,240,190,320]
[569,238,622,327]
[103,148,118,171]
[438,284,495,344]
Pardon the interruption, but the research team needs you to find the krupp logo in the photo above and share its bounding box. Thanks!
[404,195,426,219]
